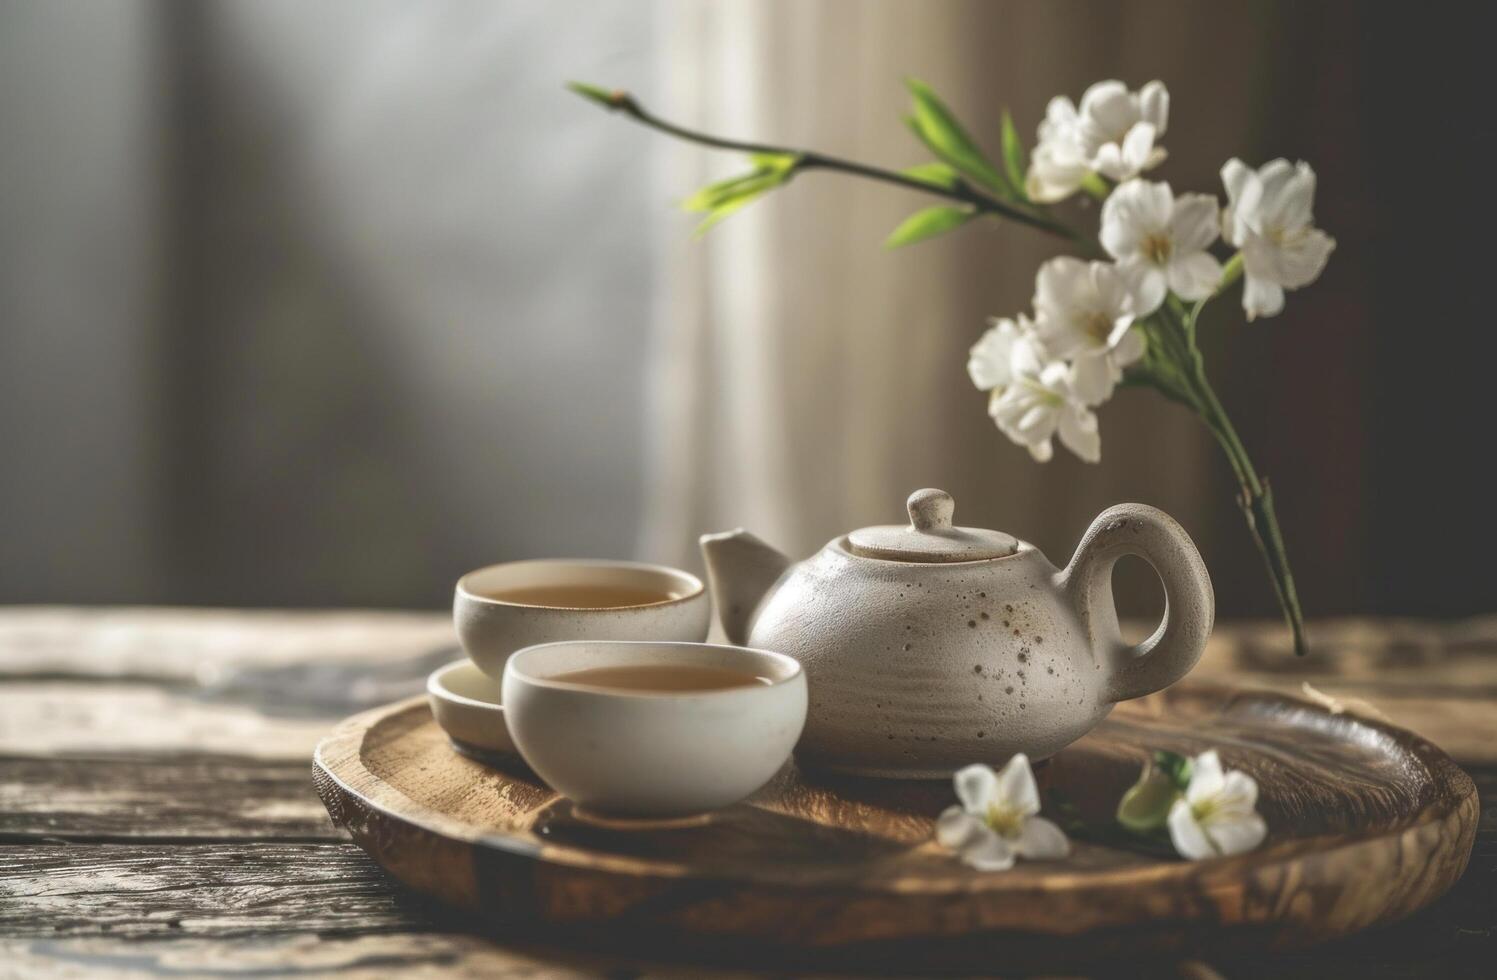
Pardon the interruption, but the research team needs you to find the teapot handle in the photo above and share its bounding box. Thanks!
[1057,504,1214,704]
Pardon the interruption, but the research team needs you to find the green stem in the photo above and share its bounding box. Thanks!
[1161,301,1307,655]
[1079,172,1112,200]
[574,86,1087,245]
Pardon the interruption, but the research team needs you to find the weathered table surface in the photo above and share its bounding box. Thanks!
[2,607,1493,978]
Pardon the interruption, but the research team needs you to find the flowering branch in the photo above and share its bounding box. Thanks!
[571,77,1330,656]
[566,82,1086,245]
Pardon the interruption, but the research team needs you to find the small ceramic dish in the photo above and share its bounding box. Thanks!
[502,641,807,818]
[427,660,516,761]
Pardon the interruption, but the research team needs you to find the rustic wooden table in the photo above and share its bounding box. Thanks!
[2,608,1493,978]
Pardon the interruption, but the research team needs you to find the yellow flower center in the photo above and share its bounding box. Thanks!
[1018,378,1063,408]
[985,803,1024,838]
[1084,311,1113,346]
[1267,225,1305,246]
[1142,232,1172,265]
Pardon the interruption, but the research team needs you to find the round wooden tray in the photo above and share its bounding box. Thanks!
[313,684,1477,970]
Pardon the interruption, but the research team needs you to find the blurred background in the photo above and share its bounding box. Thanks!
[2,0,1490,625]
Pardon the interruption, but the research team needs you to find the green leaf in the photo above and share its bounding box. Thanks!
[748,151,800,174]
[682,172,772,212]
[566,81,622,109]
[1000,110,1027,193]
[884,205,974,248]
[900,162,961,190]
[682,153,802,236]
[905,78,1005,193]
[1116,764,1181,833]
[1153,749,1194,791]
[692,190,767,235]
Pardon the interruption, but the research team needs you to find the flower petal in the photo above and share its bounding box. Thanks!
[1041,95,1079,134]
[1220,158,1252,208]
[953,763,999,813]
[967,321,1019,391]
[1123,263,1167,317]
[960,825,1016,871]
[1166,251,1224,301]
[1118,122,1157,178]
[1204,811,1268,856]
[1011,331,1051,376]
[993,753,1041,816]
[1167,798,1215,860]
[1139,80,1169,134]
[937,805,983,849]
[1276,227,1336,289]
[1080,80,1133,135]
[1091,141,1125,181]
[1186,750,1226,803]
[1026,141,1089,203]
[1026,437,1054,463]
[1264,162,1316,233]
[1034,256,1092,316]
[1068,351,1116,405]
[1058,405,1101,463]
[1100,179,1171,259]
[1253,158,1297,210]
[1110,325,1146,368]
[1220,159,1256,244]
[1169,193,1221,252]
[1241,275,1284,321]
[1015,816,1072,860]
[988,384,1029,427]
[1218,770,1260,812]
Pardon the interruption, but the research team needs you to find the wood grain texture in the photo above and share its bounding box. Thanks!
[0,754,341,842]
[7,608,1496,761]
[0,843,437,939]
[1,787,1491,977]
[1192,616,1497,763]
[313,685,1479,968]
[0,607,454,681]
[0,934,831,980]
[0,681,341,759]
[3,610,1493,977]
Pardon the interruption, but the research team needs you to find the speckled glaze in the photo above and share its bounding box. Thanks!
[701,490,1214,778]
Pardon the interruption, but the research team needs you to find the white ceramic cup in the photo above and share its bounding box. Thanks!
[502,641,807,818]
[454,559,710,680]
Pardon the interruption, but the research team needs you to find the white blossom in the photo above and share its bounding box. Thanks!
[976,324,1102,463]
[1166,750,1268,860]
[1220,158,1337,321]
[1100,179,1223,311]
[1031,257,1148,405]
[936,756,1070,871]
[966,314,1032,394]
[1026,80,1170,202]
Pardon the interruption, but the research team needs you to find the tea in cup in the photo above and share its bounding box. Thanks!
[502,640,807,817]
[453,559,710,679]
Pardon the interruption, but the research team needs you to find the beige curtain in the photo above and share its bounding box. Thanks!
[641,0,1270,613]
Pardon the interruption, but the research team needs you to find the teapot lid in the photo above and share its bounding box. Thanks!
[846,488,1018,562]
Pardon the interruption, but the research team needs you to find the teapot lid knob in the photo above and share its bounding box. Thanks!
[846,487,1017,563]
[907,488,955,531]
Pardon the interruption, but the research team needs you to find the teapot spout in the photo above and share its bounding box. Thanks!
[699,529,791,645]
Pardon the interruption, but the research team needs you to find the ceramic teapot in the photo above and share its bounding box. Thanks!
[700,488,1213,778]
